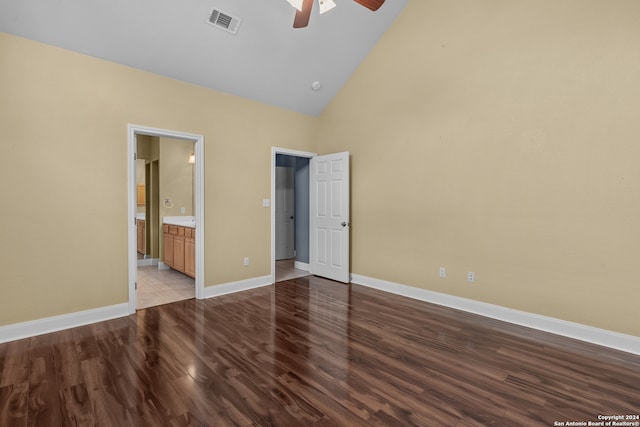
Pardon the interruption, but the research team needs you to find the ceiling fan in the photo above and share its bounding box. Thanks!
[286,0,385,28]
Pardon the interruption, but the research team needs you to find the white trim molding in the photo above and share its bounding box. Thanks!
[294,261,310,272]
[204,275,273,299]
[0,304,129,344]
[351,274,640,356]
[136,258,159,267]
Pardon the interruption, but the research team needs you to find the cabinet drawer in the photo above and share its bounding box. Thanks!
[163,224,169,233]
[168,225,179,235]
[185,228,194,238]
[177,227,185,237]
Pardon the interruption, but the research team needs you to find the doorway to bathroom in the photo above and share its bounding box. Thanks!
[136,135,195,309]
[128,125,204,314]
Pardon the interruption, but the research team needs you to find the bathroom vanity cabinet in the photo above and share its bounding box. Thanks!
[163,224,195,278]
[136,219,145,254]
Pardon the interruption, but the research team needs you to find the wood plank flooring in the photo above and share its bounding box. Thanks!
[1,276,638,426]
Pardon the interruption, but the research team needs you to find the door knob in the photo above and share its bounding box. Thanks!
[341,221,349,227]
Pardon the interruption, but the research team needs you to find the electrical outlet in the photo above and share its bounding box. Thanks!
[467,272,475,283]
[180,207,186,214]
[439,267,446,278]
[243,257,249,266]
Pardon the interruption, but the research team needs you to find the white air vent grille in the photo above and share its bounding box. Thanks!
[208,8,241,34]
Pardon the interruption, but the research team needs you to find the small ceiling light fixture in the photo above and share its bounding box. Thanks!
[319,0,336,14]
[188,153,196,164]
[311,81,322,91]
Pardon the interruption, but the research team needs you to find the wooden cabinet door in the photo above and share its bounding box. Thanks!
[136,220,145,254]
[136,184,145,206]
[163,225,194,277]
[173,234,185,273]
[185,236,195,278]
[163,230,174,267]
[137,220,146,254]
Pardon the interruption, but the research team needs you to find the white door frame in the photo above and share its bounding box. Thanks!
[271,147,316,284]
[128,124,205,314]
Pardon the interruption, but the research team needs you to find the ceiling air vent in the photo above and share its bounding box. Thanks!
[207,8,241,35]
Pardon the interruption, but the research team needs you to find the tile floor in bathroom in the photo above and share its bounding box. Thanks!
[137,265,194,310]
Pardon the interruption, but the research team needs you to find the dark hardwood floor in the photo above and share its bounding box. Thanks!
[1,276,639,426]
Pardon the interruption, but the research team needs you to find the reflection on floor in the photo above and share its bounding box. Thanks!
[137,266,194,310]
[275,258,310,282]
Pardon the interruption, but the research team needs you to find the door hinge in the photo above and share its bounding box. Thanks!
[135,282,137,290]
[134,152,137,160]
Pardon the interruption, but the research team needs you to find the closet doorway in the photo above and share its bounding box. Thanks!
[272,148,313,283]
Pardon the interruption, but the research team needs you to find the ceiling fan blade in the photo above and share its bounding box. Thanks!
[293,0,313,28]
[353,0,385,11]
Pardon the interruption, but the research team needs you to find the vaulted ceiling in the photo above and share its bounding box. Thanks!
[0,0,409,116]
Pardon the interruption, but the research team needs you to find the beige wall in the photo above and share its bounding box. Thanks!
[2,0,639,339]
[0,32,316,326]
[158,137,194,219]
[318,0,640,336]
[136,134,159,161]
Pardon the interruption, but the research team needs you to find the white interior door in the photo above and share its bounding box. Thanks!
[275,166,295,260]
[310,152,350,283]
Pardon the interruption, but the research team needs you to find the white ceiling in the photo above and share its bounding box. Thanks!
[0,0,409,116]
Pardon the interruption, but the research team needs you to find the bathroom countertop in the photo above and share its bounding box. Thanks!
[163,216,195,228]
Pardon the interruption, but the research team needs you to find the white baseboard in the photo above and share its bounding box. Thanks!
[351,274,640,356]
[204,275,273,299]
[0,303,130,344]
[294,261,310,272]
[6,274,636,356]
[0,275,273,344]
[137,257,159,267]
